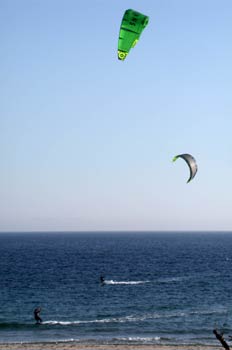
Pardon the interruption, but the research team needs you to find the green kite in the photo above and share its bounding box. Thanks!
[118,9,149,60]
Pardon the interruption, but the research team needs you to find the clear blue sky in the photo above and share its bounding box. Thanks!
[1,0,232,232]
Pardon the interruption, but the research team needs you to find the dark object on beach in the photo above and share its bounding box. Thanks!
[34,307,42,324]
[213,329,230,350]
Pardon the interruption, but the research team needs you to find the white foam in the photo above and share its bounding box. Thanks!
[104,280,149,285]
[43,315,146,326]
[118,336,161,342]
[41,308,226,328]
[43,321,79,325]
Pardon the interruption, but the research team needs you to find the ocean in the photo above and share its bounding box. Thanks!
[0,232,232,346]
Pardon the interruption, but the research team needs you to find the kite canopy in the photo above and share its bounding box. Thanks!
[118,9,149,60]
[172,153,198,183]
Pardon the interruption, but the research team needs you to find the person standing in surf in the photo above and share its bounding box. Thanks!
[34,307,42,324]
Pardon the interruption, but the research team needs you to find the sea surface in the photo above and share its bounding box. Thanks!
[0,232,232,346]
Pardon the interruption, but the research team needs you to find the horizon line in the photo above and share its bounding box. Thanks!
[0,230,232,234]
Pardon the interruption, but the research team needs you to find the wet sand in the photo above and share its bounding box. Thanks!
[0,343,221,350]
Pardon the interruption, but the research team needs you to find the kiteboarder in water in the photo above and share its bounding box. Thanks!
[100,275,105,285]
[34,307,42,324]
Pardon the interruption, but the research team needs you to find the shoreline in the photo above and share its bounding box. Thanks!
[0,342,221,350]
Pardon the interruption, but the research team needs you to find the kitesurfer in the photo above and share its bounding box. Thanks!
[34,307,42,324]
[100,275,105,285]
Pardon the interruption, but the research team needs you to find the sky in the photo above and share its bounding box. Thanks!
[1,0,232,232]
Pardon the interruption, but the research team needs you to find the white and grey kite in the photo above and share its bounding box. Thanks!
[172,153,198,183]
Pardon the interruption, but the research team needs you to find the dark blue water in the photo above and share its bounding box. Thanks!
[0,232,232,345]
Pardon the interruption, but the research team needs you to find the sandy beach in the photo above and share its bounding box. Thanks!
[0,343,221,350]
